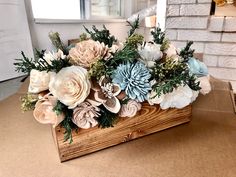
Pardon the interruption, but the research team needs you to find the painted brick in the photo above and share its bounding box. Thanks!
[180,4,211,16]
[177,30,221,42]
[209,16,224,32]
[218,56,236,69]
[224,17,236,32]
[171,41,205,53]
[203,54,218,67]
[197,0,212,3]
[167,5,180,16]
[168,0,196,4]
[222,33,236,42]
[165,29,177,40]
[166,17,208,29]
[205,43,236,56]
[208,67,236,81]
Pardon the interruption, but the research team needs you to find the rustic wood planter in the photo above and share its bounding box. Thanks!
[52,103,192,162]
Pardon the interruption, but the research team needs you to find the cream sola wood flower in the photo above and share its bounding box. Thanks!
[112,61,151,102]
[87,76,122,113]
[72,102,100,129]
[68,39,110,68]
[138,42,163,68]
[33,94,64,127]
[49,66,91,109]
[43,49,66,65]
[148,85,199,109]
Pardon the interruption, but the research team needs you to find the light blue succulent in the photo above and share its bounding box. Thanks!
[112,61,151,102]
[187,57,208,77]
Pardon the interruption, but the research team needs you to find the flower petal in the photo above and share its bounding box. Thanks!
[103,97,121,113]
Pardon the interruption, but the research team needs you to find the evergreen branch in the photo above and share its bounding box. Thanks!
[179,41,195,62]
[97,105,118,128]
[84,25,117,47]
[53,101,77,144]
[127,16,140,37]
[151,27,166,45]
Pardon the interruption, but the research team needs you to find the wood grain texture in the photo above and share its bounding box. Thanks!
[52,103,192,162]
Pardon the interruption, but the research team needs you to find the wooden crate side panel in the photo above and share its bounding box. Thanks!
[53,104,192,162]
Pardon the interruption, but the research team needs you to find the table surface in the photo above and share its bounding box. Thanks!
[0,80,236,177]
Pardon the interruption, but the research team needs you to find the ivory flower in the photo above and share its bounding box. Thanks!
[43,49,66,65]
[148,85,199,109]
[72,102,100,129]
[197,75,211,95]
[119,100,141,118]
[138,42,163,68]
[33,94,64,127]
[69,39,109,68]
[28,69,53,94]
[49,66,91,109]
[89,76,121,113]
[164,43,177,58]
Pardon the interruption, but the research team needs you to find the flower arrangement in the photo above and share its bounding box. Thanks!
[14,18,211,143]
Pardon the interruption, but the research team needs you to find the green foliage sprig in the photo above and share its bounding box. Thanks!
[97,105,118,128]
[53,101,77,144]
[84,25,117,47]
[151,27,166,45]
[151,59,200,97]
[127,16,140,37]
[179,41,195,62]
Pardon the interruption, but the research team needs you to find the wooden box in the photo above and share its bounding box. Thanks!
[52,103,192,162]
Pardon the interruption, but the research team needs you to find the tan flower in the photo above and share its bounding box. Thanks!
[72,102,100,129]
[33,94,64,127]
[164,43,177,58]
[119,100,141,118]
[49,66,91,109]
[197,75,211,95]
[28,69,53,94]
[69,39,109,68]
[87,76,121,113]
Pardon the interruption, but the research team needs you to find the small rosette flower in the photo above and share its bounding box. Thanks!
[112,62,151,102]
[72,102,100,129]
[33,94,64,127]
[49,66,91,109]
[187,57,208,77]
[138,42,163,68]
[28,69,53,94]
[164,43,177,58]
[119,100,142,118]
[197,75,211,95]
[69,39,110,68]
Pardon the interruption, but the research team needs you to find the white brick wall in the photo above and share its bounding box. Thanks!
[166,17,208,29]
[167,5,180,16]
[166,0,236,82]
[180,4,211,16]
[177,30,221,41]
[168,0,196,4]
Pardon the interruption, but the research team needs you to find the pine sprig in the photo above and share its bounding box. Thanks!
[127,16,140,37]
[53,101,77,144]
[179,41,195,62]
[84,25,117,47]
[97,105,118,128]
[151,59,200,97]
[151,27,166,45]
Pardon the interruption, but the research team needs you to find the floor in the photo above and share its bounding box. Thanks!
[0,76,25,101]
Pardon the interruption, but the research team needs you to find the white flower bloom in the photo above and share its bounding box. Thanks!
[49,66,91,109]
[148,85,199,109]
[28,69,53,93]
[43,49,66,65]
[197,75,211,95]
[119,100,141,118]
[138,42,163,68]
